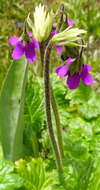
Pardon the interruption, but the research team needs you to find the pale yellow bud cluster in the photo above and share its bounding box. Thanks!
[52,27,86,47]
[27,4,53,42]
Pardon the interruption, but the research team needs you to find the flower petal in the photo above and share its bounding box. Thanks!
[67,18,74,27]
[56,46,63,53]
[25,42,36,63]
[66,57,76,64]
[67,73,80,89]
[31,38,39,49]
[51,29,57,36]
[81,73,93,85]
[9,36,20,46]
[27,31,33,36]
[82,64,92,72]
[81,64,93,85]
[12,41,24,59]
[56,65,68,77]
[86,64,92,72]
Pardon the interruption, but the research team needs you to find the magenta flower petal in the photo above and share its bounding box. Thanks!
[51,29,57,36]
[86,64,92,72]
[56,57,76,78]
[67,18,74,27]
[12,41,24,59]
[56,65,68,77]
[81,64,93,85]
[81,73,93,85]
[31,38,39,49]
[9,36,20,46]
[25,42,36,63]
[66,57,76,64]
[56,46,63,53]
[27,31,33,36]
[67,73,80,89]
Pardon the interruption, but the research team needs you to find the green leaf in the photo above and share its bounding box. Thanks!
[15,158,56,190]
[75,157,94,190]
[24,75,44,156]
[88,159,100,190]
[0,59,28,161]
[0,160,23,190]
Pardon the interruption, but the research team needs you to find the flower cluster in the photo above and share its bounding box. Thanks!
[51,18,74,53]
[9,33,39,63]
[56,58,93,89]
[27,4,53,42]
[8,3,93,90]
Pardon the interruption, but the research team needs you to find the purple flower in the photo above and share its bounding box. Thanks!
[51,18,74,54]
[51,28,56,36]
[55,45,63,53]
[56,58,76,77]
[56,58,93,90]
[67,18,74,27]
[9,35,39,63]
[51,28,63,53]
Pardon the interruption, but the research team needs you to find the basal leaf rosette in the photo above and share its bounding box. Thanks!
[51,27,86,47]
[27,4,53,42]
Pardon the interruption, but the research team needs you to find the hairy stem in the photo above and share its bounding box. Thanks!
[50,86,64,158]
[40,41,64,160]
[39,42,45,75]
[87,0,90,64]
[44,41,63,172]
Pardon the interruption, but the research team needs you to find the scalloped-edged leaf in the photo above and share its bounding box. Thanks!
[0,160,23,190]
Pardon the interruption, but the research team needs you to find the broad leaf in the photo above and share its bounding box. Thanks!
[0,59,28,161]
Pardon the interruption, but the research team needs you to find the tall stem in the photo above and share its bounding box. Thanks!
[43,41,63,172]
[40,41,64,160]
[50,86,64,158]
[87,0,90,64]
[39,42,45,75]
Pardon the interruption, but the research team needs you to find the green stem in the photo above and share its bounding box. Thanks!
[87,0,90,64]
[40,41,64,160]
[50,86,64,159]
[44,40,63,172]
[31,131,39,157]
[39,42,45,76]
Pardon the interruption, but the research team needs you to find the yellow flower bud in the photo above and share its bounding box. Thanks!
[27,4,53,42]
[52,27,86,47]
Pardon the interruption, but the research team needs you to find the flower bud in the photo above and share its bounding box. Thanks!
[27,4,53,42]
[51,27,86,47]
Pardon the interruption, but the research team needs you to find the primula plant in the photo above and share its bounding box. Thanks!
[0,1,98,190]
